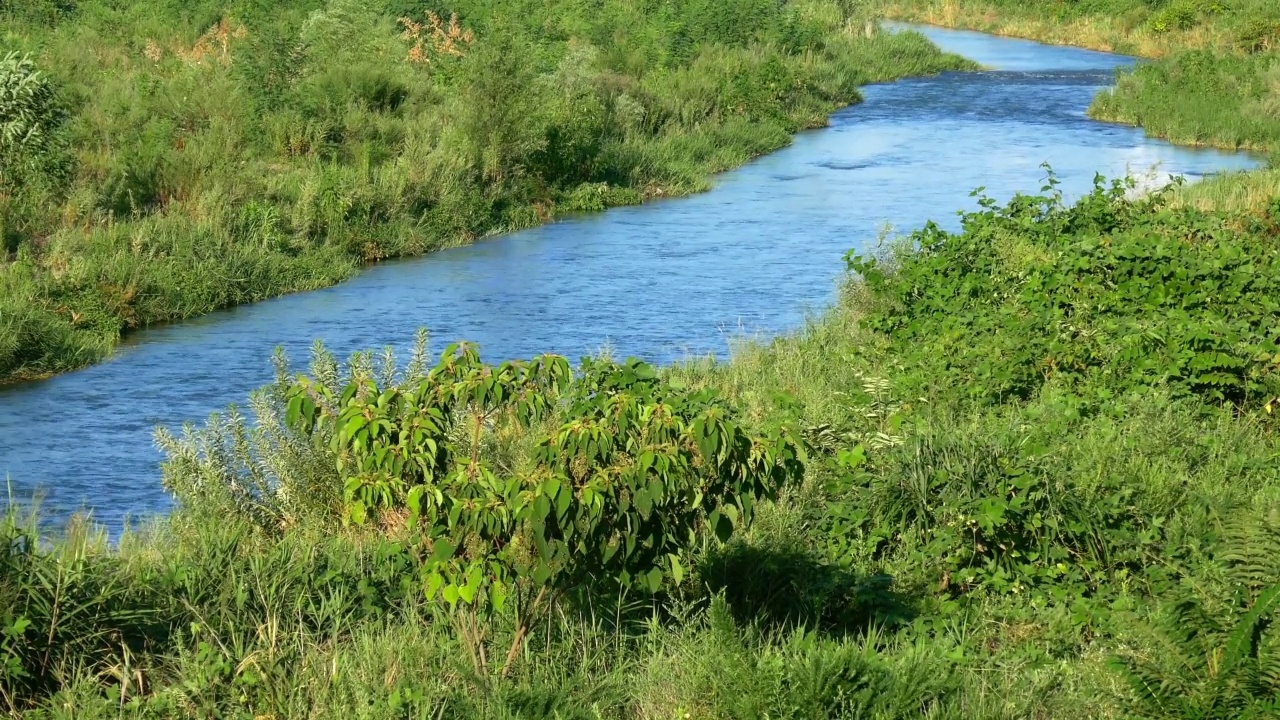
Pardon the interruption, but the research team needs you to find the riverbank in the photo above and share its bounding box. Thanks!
[876,0,1268,56]
[0,0,973,385]
[7,172,1280,718]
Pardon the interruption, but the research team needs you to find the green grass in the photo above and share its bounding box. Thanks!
[1088,48,1280,152]
[6,177,1280,718]
[0,0,972,384]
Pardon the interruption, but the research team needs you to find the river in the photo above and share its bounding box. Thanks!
[0,25,1259,534]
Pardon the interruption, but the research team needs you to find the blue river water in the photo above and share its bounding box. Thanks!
[0,25,1259,533]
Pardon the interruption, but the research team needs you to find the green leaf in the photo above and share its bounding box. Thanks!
[490,580,509,612]
[634,488,653,519]
[555,484,572,520]
[669,554,685,585]
[424,572,444,599]
[348,500,368,526]
[533,562,552,585]
[429,539,456,565]
[714,512,733,543]
[645,567,663,592]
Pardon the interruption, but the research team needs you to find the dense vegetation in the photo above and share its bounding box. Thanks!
[7,1,1280,718]
[0,0,970,383]
[6,176,1280,718]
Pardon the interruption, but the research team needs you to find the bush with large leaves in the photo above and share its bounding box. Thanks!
[283,342,804,674]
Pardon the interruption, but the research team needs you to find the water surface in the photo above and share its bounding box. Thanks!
[0,26,1258,532]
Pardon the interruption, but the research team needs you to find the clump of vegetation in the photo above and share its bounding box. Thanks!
[6,175,1280,717]
[1089,47,1280,152]
[0,0,972,384]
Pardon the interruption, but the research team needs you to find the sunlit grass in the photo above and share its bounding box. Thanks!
[0,0,973,385]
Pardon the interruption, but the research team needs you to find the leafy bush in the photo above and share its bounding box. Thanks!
[1234,15,1280,52]
[848,173,1280,408]
[160,334,803,676]
[0,51,70,191]
[821,428,1161,598]
[1149,0,1202,32]
[282,340,802,673]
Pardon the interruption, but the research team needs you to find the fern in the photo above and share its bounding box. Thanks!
[1112,515,1280,719]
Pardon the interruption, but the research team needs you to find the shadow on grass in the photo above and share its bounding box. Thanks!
[698,541,913,636]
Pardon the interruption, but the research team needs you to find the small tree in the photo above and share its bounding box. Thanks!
[285,343,804,675]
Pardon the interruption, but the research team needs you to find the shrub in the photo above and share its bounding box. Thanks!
[848,173,1280,408]
[0,51,71,191]
[162,335,805,676]
[285,342,802,672]
[1235,16,1280,53]
[1147,0,1201,32]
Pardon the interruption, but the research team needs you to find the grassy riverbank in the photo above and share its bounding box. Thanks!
[6,176,1280,718]
[0,0,971,384]
[876,0,1280,57]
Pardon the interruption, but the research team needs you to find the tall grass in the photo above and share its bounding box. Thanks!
[0,0,972,384]
[1089,47,1280,152]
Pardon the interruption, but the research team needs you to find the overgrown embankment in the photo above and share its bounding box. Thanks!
[6,176,1280,718]
[0,0,971,384]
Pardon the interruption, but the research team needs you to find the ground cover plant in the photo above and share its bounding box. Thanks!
[0,0,972,383]
[5,173,1280,718]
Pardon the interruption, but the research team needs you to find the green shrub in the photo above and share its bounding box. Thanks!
[1234,15,1280,52]
[0,51,71,191]
[848,173,1280,408]
[278,339,804,674]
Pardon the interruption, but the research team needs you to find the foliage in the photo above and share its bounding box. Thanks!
[1090,47,1280,151]
[0,0,972,383]
[0,514,164,711]
[0,51,70,191]
[818,426,1162,599]
[1112,516,1280,719]
[848,172,1280,408]
[277,338,802,674]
